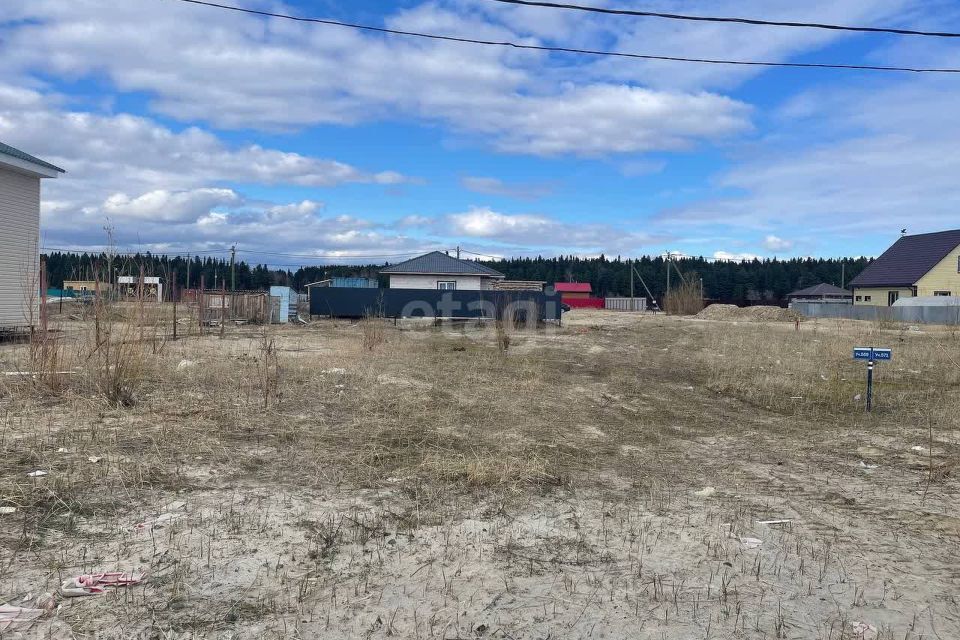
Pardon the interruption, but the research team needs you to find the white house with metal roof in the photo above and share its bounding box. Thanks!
[380,251,505,290]
[0,142,65,327]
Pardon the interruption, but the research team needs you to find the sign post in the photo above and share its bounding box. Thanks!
[853,347,892,411]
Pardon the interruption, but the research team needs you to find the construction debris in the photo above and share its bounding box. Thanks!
[0,604,46,632]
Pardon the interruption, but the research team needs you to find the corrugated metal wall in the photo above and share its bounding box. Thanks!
[310,288,562,320]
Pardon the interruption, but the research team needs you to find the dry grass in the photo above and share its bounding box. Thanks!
[0,309,957,638]
[664,272,704,315]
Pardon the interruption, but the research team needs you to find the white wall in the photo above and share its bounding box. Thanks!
[0,167,40,326]
[389,274,485,290]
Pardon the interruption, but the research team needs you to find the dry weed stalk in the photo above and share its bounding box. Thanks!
[255,327,282,408]
[360,306,386,351]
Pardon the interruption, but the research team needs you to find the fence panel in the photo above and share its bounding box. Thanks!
[310,288,562,321]
[605,297,647,312]
[791,302,960,325]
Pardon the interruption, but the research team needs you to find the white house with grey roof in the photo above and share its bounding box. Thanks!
[380,251,505,290]
[0,142,65,327]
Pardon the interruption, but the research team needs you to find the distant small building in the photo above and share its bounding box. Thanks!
[848,229,960,306]
[787,283,852,304]
[306,277,377,288]
[554,282,592,300]
[117,275,163,302]
[492,280,546,292]
[269,285,296,323]
[63,280,110,296]
[380,251,505,290]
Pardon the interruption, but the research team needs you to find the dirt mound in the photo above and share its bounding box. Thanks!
[695,304,801,322]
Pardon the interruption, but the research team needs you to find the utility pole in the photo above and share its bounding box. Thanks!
[629,258,634,310]
[456,245,461,260]
[230,244,236,292]
[186,254,191,292]
[841,261,845,289]
[665,251,671,311]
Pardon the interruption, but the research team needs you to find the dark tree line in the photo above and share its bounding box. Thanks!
[43,251,869,305]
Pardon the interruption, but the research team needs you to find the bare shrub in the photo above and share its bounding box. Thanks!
[664,271,704,315]
[81,278,151,407]
[360,306,386,351]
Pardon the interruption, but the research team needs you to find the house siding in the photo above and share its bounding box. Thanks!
[852,287,913,306]
[389,274,485,290]
[915,244,960,297]
[0,167,40,326]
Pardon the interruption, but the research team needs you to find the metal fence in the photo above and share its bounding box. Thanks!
[310,287,563,321]
[605,297,647,312]
[791,302,960,325]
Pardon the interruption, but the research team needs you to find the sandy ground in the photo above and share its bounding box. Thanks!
[0,308,958,639]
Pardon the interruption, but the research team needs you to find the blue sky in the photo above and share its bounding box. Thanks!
[3,0,960,267]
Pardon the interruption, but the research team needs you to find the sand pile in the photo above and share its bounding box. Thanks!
[695,304,801,322]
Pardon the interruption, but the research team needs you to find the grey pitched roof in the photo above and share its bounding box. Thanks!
[788,283,852,298]
[380,251,505,277]
[0,141,65,173]
[848,229,960,288]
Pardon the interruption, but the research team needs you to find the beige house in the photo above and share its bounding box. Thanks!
[849,229,960,306]
[0,142,64,327]
[380,251,505,290]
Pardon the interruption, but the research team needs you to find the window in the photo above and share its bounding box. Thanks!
[437,281,456,290]
[934,290,952,296]
[864,295,872,302]
[887,291,899,306]
[855,295,862,302]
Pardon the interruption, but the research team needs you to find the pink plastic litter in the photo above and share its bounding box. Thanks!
[60,572,145,597]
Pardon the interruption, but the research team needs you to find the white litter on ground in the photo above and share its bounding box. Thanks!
[694,486,716,497]
[739,536,763,549]
[26,471,47,478]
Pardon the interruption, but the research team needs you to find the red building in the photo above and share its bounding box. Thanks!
[554,282,592,299]
[554,282,603,308]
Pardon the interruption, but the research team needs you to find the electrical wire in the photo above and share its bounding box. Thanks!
[169,0,960,74]
[486,0,960,39]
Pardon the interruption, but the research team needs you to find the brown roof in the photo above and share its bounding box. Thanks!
[848,229,960,288]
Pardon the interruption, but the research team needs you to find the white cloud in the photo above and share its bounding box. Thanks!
[714,251,759,262]
[666,78,960,242]
[449,207,553,239]
[445,206,666,252]
[102,189,240,222]
[762,235,793,252]
[0,0,753,156]
[461,176,553,199]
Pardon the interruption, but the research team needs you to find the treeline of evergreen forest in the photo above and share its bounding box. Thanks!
[43,252,870,305]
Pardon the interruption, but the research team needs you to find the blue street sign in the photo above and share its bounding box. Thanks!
[852,347,892,412]
[853,347,892,361]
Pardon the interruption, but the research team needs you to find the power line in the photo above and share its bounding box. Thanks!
[486,0,960,39]
[170,0,960,74]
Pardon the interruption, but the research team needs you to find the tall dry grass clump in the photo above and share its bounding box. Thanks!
[664,272,704,315]
[81,282,151,406]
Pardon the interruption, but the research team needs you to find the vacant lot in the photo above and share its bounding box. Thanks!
[1,308,958,639]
